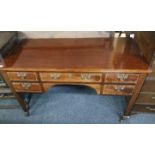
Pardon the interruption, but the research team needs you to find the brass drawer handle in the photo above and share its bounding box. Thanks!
[146,106,155,111]
[81,73,92,80]
[114,86,125,92]
[16,72,27,79]
[117,74,128,81]
[21,83,32,90]
[50,73,61,80]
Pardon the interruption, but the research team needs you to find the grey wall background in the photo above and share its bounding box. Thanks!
[19,31,111,38]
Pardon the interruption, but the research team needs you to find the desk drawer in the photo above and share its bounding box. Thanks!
[40,72,102,83]
[102,84,135,96]
[7,72,38,81]
[105,73,139,84]
[136,93,155,105]
[12,82,42,92]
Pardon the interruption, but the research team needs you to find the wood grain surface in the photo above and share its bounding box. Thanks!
[2,38,150,73]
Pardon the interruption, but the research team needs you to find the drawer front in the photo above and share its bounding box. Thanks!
[12,82,42,92]
[102,84,135,96]
[40,72,102,83]
[141,80,155,92]
[43,83,101,94]
[105,73,139,84]
[7,72,38,81]
[136,93,155,105]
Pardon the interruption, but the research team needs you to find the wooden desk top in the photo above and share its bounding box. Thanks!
[1,38,151,73]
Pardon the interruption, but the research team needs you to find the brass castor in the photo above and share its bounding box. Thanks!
[122,115,130,120]
[119,115,130,122]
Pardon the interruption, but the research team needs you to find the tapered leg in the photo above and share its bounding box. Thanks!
[0,71,29,113]
[124,74,147,117]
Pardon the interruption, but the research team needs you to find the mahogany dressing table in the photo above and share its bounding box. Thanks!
[0,37,151,118]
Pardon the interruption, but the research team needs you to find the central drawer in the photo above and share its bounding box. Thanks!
[105,73,139,84]
[39,72,102,83]
[102,84,135,96]
[12,82,42,92]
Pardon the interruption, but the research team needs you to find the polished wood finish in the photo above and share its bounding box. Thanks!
[0,38,151,117]
[7,71,38,81]
[40,72,102,83]
[102,84,135,96]
[1,38,150,73]
[104,73,139,84]
[21,38,106,48]
[12,82,42,93]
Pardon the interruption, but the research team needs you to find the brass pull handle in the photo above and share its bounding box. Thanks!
[21,83,32,90]
[16,72,27,79]
[146,106,155,111]
[114,86,125,92]
[50,73,61,80]
[117,74,128,81]
[81,74,92,80]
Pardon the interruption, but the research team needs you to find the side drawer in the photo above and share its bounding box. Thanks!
[12,82,42,92]
[105,73,139,84]
[102,84,135,96]
[136,93,155,105]
[40,72,102,83]
[7,72,38,81]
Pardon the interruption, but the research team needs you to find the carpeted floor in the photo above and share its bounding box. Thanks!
[0,86,155,124]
